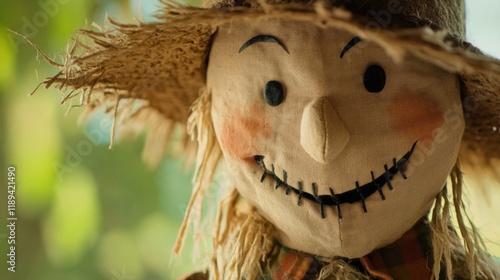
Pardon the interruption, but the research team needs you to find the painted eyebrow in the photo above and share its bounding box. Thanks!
[238,35,289,54]
[340,36,362,58]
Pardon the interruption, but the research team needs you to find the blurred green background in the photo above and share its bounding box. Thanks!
[0,1,203,279]
[0,0,499,280]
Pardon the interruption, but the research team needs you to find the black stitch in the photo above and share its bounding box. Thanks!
[396,157,408,179]
[297,182,303,206]
[319,201,325,219]
[384,164,393,190]
[271,164,280,189]
[396,141,417,181]
[254,155,264,166]
[260,170,267,183]
[329,187,342,219]
[400,160,408,179]
[394,158,408,179]
[256,156,270,184]
[312,183,324,218]
[371,171,385,200]
[312,183,319,200]
[355,181,367,213]
[283,170,290,194]
[329,187,337,204]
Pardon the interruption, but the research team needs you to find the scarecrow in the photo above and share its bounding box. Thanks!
[38,0,500,279]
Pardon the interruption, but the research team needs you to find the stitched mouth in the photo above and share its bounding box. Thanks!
[254,141,417,219]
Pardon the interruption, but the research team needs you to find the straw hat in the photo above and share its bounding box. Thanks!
[42,0,500,167]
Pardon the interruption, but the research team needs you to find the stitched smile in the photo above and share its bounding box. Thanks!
[254,141,417,219]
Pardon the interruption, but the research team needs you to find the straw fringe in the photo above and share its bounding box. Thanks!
[430,185,458,279]
[133,110,199,168]
[450,162,500,279]
[30,2,214,166]
[318,259,370,280]
[430,160,500,280]
[174,88,222,255]
[210,188,277,280]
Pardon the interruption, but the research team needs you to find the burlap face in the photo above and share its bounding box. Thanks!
[207,19,465,258]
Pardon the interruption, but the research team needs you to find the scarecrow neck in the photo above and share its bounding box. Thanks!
[262,217,468,280]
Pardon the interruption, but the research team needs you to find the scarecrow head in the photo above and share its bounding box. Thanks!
[208,18,466,258]
[40,0,500,278]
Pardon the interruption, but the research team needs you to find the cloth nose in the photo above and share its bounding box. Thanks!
[300,98,350,164]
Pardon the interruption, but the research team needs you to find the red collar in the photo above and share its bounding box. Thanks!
[360,219,432,280]
[266,218,432,280]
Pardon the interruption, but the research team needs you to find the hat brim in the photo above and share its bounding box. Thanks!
[42,1,500,166]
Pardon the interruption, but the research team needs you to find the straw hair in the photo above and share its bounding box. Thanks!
[174,87,222,254]
[430,161,500,280]
[210,188,277,280]
[317,259,370,280]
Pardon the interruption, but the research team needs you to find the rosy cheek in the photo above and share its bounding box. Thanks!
[389,90,444,142]
[219,109,271,163]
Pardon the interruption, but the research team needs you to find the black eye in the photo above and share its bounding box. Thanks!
[364,64,386,93]
[263,81,285,106]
